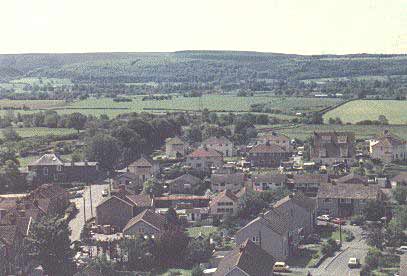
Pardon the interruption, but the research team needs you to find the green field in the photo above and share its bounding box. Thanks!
[270,124,407,141]
[9,77,73,86]
[324,100,407,124]
[48,95,340,117]
[1,127,77,138]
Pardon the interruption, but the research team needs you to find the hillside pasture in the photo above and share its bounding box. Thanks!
[323,100,407,124]
[0,127,77,138]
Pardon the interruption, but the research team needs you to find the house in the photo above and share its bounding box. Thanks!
[289,174,329,197]
[370,130,407,162]
[177,207,210,224]
[27,153,101,185]
[153,195,210,209]
[123,209,167,237]
[256,132,291,151]
[273,193,316,240]
[25,184,70,216]
[214,239,275,276]
[235,208,290,261]
[165,136,187,159]
[186,148,223,171]
[333,173,369,184]
[127,156,160,184]
[112,172,140,192]
[211,172,246,193]
[247,143,292,168]
[209,190,240,219]
[202,136,234,157]
[95,186,152,230]
[166,174,202,194]
[0,225,25,275]
[310,132,355,165]
[317,183,383,217]
[252,173,287,191]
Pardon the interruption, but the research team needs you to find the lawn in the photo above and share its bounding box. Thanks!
[286,245,322,268]
[0,127,77,138]
[186,226,219,238]
[324,100,407,124]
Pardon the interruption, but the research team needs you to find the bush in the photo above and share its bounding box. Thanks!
[350,215,365,226]
[321,238,339,257]
[365,247,382,269]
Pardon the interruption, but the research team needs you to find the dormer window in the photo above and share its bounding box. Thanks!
[43,167,48,176]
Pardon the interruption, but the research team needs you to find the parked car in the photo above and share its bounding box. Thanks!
[331,218,346,225]
[101,189,109,197]
[348,257,360,268]
[273,262,290,272]
[396,246,407,254]
[75,191,84,198]
[317,214,331,222]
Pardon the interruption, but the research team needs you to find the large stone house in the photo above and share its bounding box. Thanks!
[211,172,246,193]
[247,143,292,168]
[289,174,329,197]
[123,209,168,237]
[235,208,290,261]
[310,132,355,165]
[370,130,407,163]
[186,148,223,171]
[252,173,287,191]
[27,154,101,185]
[214,239,275,276]
[25,183,70,216]
[209,190,240,219]
[256,132,292,151]
[127,156,160,184]
[202,136,234,157]
[273,193,316,240]
[165,136,187,159]
[95,186,152,230]
[317,183,383,217]
[166,174,202,194]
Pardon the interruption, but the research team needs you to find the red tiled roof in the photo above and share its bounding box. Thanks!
[123,209,167,233]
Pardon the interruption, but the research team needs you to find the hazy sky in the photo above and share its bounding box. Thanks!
[1,0,406,54]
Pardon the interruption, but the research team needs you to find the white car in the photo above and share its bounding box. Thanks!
[317,214,331,222]
[101,189,109,197]
[396,246,407,254]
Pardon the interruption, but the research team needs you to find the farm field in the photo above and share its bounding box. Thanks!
[54,95,341,117]
[0,99,66,114]
[273,124,407,141]
[0,127,77,138]
[323,100,407,124]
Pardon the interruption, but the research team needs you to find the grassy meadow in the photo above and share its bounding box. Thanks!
[324,100,407,124]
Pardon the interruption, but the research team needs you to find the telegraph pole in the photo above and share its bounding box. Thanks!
[89,182,94,218]
[83,196,86,224]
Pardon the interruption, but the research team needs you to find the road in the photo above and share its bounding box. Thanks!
[69,184,108,241]
[292,225,368,276]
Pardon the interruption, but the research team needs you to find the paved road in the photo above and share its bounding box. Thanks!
[69,184,108,241]
[291,225,368,276]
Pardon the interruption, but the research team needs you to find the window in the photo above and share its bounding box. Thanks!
[252,236,260,243]
[323,198,331,203]
[139,227,145,234]
[57,165,62,172]
[43,167,48,176]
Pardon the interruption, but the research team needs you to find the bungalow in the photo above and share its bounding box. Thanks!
[166,174,202,194]
[317,183,383,217]
[127,156,160,184]
[289,174,329,197]
[211,172,246,193]
[186,148,223,171]
[95,186,152,230]
[209,190,240,219]
[123,209,168,237]
[202,136,234,157]
[214,239,275,276]
[310,132,355,165]
[370,130,407,163]
[165,136,187,159]
[256,132,292,151]
[252,173,287,191]
[27,153,101,185]
[247,143,292,168]
[235,208,290,261]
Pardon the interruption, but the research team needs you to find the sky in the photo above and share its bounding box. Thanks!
[0,0,406,55]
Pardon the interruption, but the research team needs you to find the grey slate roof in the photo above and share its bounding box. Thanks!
[317,183,380,200]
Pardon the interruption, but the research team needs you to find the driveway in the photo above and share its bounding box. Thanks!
[291,225,368,276]
[69,184,108,241]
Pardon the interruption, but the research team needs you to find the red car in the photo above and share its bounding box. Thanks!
[331,218,346,225]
